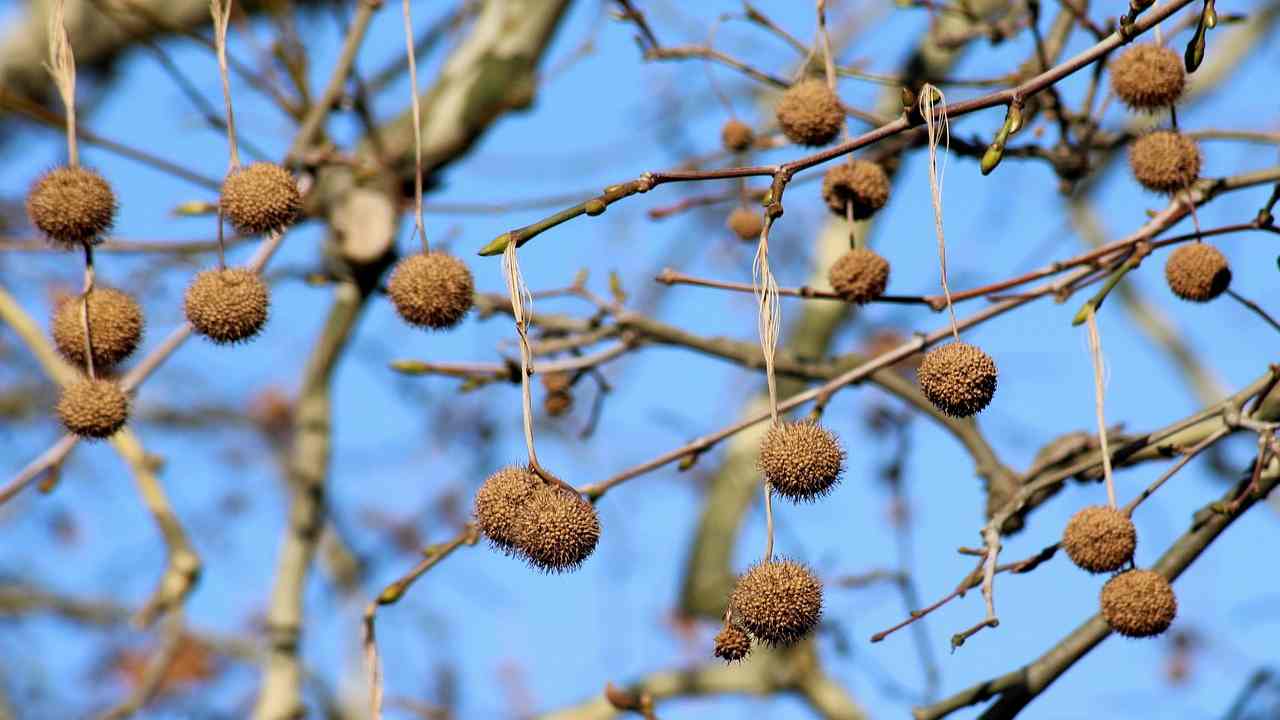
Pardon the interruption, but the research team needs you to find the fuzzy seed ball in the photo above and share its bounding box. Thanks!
[827,248,890,304]
[387,252,475,330]
[821,161,890,220]
[1100,569,1177,638]
[52,287,144,369]
[726,207,764,242]
[1062,506,1137,574]
[775,80,844,147]
[514,481,601,573]
[26,166,117,247]
[1165,243,1231,302]
[1110,43,1186,112]
[917,341,998,418]
[541,371,573,394]
[474,466,541,554]
[56,378,129,440]
[758,421,845,502]
[730,559,823,646]
[713,623,752,663]
[219,162,301,235]
[184,268,270,344]
[544,390,573,417]
[721,119,755,153]
[1129,131,1200,194]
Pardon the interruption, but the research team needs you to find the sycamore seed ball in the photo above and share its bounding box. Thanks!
[1110,43,1186,111]
[729,559,823,646]
[57,378,129,440]
[474,466,541,554]
[387,252,475,330]
[758,421,845,502]
[713,623,752,663]
[721,119,755,153]
[776,80,844,147]
[1129,131,1200,194]
[52,287,144,369]
[544,391,573,417]
[220,162,301,235]
[727,207,764,242]
[26,166,117,247]
[828,248,890,304]
[1165,243,1231,302]
[917,341,998,418]
[1062,506,1137,574]
[184,268,270,344]
[1101,569,1177,638]
[514,481,601,573]
[821,161,890,220]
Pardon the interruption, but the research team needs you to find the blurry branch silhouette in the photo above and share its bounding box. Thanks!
[98,612,187,720]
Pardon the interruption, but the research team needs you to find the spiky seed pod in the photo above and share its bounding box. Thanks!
[758,421,845,502]
[1129,131,1200,194]
[219,162,301,235]
[1100,569,1177,638]
[721,119,755,153]
[474,466,541,553]
[917,341,998,418]
[726,207,764,242]
[827,248,890,304]
[713,623,752,663]
[56,378,129,440]
[821,161,890,220]
[52,287,144,369]
[1110,43,1186,111]
[1062,506,1137,574]
[514,481,601,573]
[544,390,573,417]
[1165,243,1231,302]
[386,252,475,330]
[26,166,117,247]
[184,268,270,344]
[775,80,844,147]
[729,559,823,646]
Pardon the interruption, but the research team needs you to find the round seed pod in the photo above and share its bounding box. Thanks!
[775,80,844,147]
[758,420,845,502]
[917,341,998,418]
[1110,43,1186,112]
[541,371,573,394]
[52,287,144,369]
[1165,243,1230,302]
[727,207,764,242]
[721,119,755,153]
[544,390,573,417]
[729,559,823,646]
[219,162,301,235]
[26,166,117,247]
[1062,505,1137,573]
[514,481,601,573]
[827,247,890,304]
[386,252,475,330]
[474,466,541,554]
[184,268,270,344]
[56,378,129,440]
[821,161,890,220]
[713,623,752,663]
[1129,131,1200,194]
[1100,569,1177,638]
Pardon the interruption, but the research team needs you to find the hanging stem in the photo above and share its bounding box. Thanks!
[47,0,78,167]
[763,482,775,562]
[1086,309,1116,508]
[402,0,429,254]
[920,84,959,340]
[80,243,97,380]
[210,0,240,170]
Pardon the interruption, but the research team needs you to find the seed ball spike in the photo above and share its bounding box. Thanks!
[821,161,890,220]
[729,558,823,646]
[1061,505,1137,574]
[713,623,752,663]
[917,341,998,418]
[1110,43,1186,112]
[57,378,129,440]
[727,207,764,242]
[1165,243,1231,302]
[26,166,117,247]
[827,247,890,304]
[1129,131,1200,195]
[721,119,755,153]
[758,420,845,502]
[52,287,144,369]
[184,268,270,344]
[474,466,541,554]
[775,79,844,147]
[1100,569,1177,638]
[386,252,475,330]
[513,480,600,573]
[219,162,301,235]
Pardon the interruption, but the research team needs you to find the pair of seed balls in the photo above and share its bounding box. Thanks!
[474,466,601,572]
[50,287,145,441]
[1110,43,1200,195]
[715,558,824,661]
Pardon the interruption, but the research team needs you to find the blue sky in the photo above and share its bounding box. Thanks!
[2,1,1279,718]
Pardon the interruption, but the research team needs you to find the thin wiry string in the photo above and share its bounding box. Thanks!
[503,242,540,469]
[752,219,781,423]
[210,0,239,170]
[46,0,77,167]
[402,0,429,254]
[1086,310,1116,508]
[920,84,960,340]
